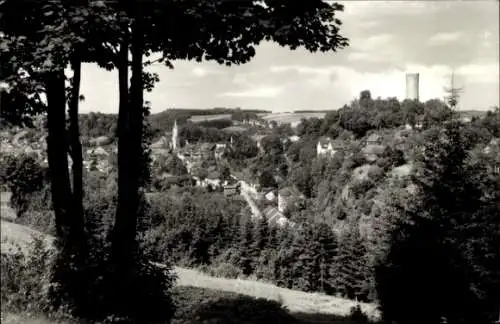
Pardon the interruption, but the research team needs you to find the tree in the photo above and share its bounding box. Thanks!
[259,169,278,189]
[376,122,500,324]
[335,223,371,301]
[261,135,283,155]
[401,99,425,128]
[238,216,256,276]
[422,99,452,128]
[0,154,45,217]
[311,223,338,294]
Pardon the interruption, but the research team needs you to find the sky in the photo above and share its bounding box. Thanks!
[79,1,500,114]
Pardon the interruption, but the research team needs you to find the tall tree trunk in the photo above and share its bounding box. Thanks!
[113,16,144,267]
[68,57,85,243]
[46,69,74,240]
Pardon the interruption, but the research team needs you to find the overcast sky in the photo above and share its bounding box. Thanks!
[79,1,499,114]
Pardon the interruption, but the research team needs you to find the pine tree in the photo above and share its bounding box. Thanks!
[238,216,256,276]
[189,219,211,265]
[252,216,271,278]
[289,225,317,292]
[312,223,338,294]
[334,223,370,301]
[273,225,295,288]
[376,121,500,324]
[208,214,230,260]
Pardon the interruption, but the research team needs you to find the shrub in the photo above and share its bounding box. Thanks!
[200,262,243,279]
[0,236,72,321]
[1,154,46,217]
[349,305,370,323]
[2,196,177,323]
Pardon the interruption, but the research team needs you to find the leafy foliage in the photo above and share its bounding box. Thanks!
[0,154,46,217]
[375,122,500,324]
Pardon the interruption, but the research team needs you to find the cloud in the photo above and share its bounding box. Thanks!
[456,62,499,83]
[77,1,499,113]
[191,66,225,77]
[218,86,283,98]
[339,1,434,19]
[269,65,331,75]
[347,52,387,63]
[428,32,464,45]
[351,33,394,52]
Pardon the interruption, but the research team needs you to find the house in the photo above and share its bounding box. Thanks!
[365,133,382,146]
[239,179,258,196]
[214,143,227,159]
[483,138,499,155]
[215,143,227,150]
[223,182,240,196]
[264,190,276,201]
[262,206,286,226]
[288,135,300,143]
[277,186,303,213]
[483,138,500,174]
[316,137,342,157]
[250,134,267,150]
[317,137,334,156]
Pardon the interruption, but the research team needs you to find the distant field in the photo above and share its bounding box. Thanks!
[188,114,232,123]
[221,125,249,133]
[458,110,489,119]
[261,112,327,127]
[0,220,379,321]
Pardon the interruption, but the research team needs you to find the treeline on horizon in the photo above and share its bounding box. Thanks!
[65,107,268,140]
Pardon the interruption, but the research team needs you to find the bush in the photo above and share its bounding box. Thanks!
[0,236,71,321]
[0,154,46,217]
[2,197,177,324]
[200,262,243,279]
[349,305,369,323]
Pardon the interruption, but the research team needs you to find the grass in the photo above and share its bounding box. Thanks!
[221,125,249,133]
[188,114,232,123]
[1,220,379,323]
[261,112,327,127]
[176,266,378,318]
[2,286,373,324]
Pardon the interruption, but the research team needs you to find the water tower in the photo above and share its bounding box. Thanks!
[405,73,420,101]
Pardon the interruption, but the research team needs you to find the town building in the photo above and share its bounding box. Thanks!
[316,137,342,157]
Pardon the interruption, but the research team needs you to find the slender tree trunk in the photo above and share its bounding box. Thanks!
[68,57,85,243]
[46,69,74,240]
[113,16,144,267]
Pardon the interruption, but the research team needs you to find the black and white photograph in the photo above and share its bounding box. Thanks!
[0,1,499,323]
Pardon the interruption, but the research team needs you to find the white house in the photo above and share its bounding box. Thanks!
[316,137,336,156]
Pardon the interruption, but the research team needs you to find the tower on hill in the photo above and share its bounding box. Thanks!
[405,73,420,101]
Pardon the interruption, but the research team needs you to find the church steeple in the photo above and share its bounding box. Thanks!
[172,120,179,151]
